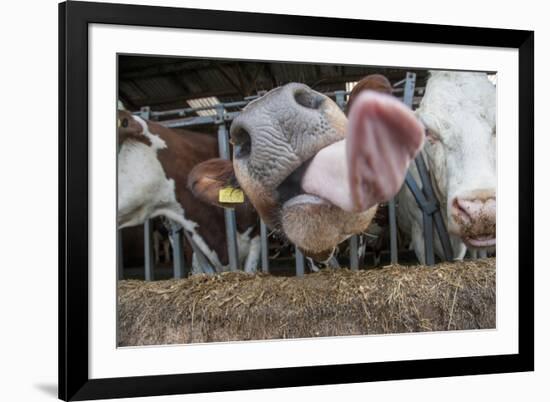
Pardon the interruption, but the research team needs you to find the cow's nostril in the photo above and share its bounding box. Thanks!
[231,127,251,159]
[294,89,324,109]
[453,198,472,222]
[453,196,496,223]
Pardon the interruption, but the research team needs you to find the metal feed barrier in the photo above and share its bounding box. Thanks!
[118,72,435,281]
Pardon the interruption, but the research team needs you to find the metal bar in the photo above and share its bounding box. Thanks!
[143,219,155,281]
[414,157,434,196]
[162,112,242,129]
[182,230,216,274]
[221,194,239,271]
[162,115,217,128]
[402,72,442,266]
[295,246,305,277]
[423,212,435,266]
[337,89,358,271]
[433,213,453,261]
[153,105,246,121]
[323,90,351,98]
[405,172,435,266]
[217,106,240,272]
[146,98,255,119]
[141,90,355,122]
[172,229,185,279]
[388,198,398,264]
[415,155,454,261]
[334,90,347,111]
[405,173,429,214]
[139,90,360,129]
[403,72,417,107]
[117,230,124,280]
[139,106,151,120]
[138,89,354,127]
[260,220,269,273]
[349,235,359,271]
[393,78,406,88]
[391,87,425,94]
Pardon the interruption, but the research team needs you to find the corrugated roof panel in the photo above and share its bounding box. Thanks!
[136,77,182,99]
[197,68,233,92]
[187,96,219,116]
[119,81,146,101]
[118,57,436,110]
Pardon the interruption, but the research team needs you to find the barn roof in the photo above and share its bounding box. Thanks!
[118,55,431,113]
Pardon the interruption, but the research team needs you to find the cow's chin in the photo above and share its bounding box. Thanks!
[448,227,496,249]
[462,234,496,249]
[448,219,496,250]
[280,196,376,258]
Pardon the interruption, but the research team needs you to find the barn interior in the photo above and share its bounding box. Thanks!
[116,55,498,346]
[117,55,480,280]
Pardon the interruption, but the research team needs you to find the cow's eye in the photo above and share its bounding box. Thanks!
[232,128,251,159]
[426,128,440,144]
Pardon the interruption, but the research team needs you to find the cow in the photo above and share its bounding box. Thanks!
[117,109,261,274]
[396,71,496,263]
[188,82,424,263]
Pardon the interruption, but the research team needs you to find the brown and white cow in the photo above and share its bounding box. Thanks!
[189,83,424,262]
[117,110,261,273]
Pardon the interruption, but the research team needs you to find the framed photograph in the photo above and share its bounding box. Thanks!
[59,1,534,400]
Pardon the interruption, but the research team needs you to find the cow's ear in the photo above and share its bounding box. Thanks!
[188,158,247,208]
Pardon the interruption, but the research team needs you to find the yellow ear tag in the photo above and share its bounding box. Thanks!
[219,187,244,203]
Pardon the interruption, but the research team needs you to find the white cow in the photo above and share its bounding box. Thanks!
[397,71,496,263]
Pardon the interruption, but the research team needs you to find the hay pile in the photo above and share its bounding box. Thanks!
[118,258,495,346]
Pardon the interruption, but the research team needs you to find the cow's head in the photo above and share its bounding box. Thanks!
[189,82,424,260]
[417,71,496,249]
[347,74,393,113]
[117,109,153,148]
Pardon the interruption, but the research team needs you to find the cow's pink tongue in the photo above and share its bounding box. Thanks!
[301,91,424,212]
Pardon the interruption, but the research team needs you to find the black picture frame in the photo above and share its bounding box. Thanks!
[59,1,534,400]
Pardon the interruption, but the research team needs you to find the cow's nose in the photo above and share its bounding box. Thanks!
[452,194,496,224]
[292,86,325,110]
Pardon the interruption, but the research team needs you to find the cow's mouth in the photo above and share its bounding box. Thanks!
[276,157,333,209]
[463,235,496,248]
[276,91,426,214]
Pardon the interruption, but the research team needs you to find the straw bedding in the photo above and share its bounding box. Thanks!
[118,258,495,346]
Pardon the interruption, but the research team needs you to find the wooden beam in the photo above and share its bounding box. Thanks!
[216,65,245,96]
[245,64,264,95]
[265,63,278,88]
[168,73,191,95]
[235,64,248,96]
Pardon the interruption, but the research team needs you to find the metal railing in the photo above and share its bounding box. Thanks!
[118,73,425,280]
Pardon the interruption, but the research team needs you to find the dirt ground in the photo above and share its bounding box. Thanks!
[117,258,495,346]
